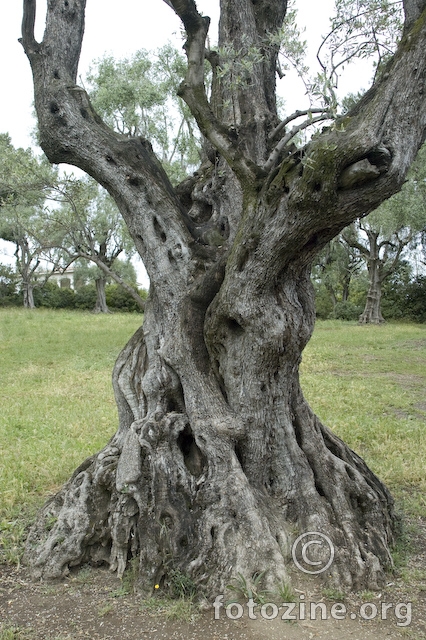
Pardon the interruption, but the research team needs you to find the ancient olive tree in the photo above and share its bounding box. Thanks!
[342,143,426,324]
[46,175,146,312]
[21,0,426,596]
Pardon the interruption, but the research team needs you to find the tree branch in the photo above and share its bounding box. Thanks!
[269,109,328,142]
[20,0,198,297]
[167,0,262,185]
[342,231,370,257]
[79,253,146,310]
[20,0,39,54]
[263,114,331,173]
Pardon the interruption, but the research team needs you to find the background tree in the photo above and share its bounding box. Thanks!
[342,143,426,323]
[70,257,145,312]
[312,232,363,318]
[0,134,62,307]
[85,44,201,184]
[46,175,146,312]
[21,0,426,596]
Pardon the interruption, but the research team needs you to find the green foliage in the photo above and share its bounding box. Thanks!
[105,284,145,313]
[0,626,34,640]
[268,0,404,118]
[227,571,269,604]
[0,267,147,313]
[333,300,362,321]
[165,568,197,599]
[276,581,296,603]
[50,174,133,264]
[0,134,68,305]
[316,142,426,321]
[33,281,75,309]
[322,587,346,602]
[86,45,201,183]
[74,284,97,310]
[321,0,403,90]
[217,36,265,91]
[366,142,426,237]
[312,235,365,319]
[140,595,198,622]
[271,1,308,78]
[382,272,426,323]
[0,265,21,307]
[120,556,139,594]
[0,133,55,210]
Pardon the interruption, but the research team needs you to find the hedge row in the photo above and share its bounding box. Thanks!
[0,280,147,313]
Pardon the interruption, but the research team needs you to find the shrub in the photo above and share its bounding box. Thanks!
[105,283,144,313]
[404,276,426,322]
[333,301,363,321]
[74,284,97,310]
[0,266,21,307]
[34,281,76,309]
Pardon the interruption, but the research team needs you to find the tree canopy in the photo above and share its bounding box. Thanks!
[85,45,202,183]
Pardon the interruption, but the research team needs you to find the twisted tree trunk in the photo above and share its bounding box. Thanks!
[21,0,426,597]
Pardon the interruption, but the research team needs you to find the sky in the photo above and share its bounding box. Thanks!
[0,0,369,282]
[1,0,350,149]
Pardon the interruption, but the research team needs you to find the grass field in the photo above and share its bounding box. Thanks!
[0,309,425,564]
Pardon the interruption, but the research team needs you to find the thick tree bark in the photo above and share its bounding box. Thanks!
[22,280,35,309]
[93,275,109,313]
[359,278,385,324]
[358,231,385,324]
[21,0,426,597]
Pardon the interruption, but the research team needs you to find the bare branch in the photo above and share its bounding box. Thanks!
[263,114,331,173]
[269,109,328,142]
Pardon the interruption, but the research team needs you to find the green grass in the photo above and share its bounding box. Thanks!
[0,311,425,566]
[301,319,426,514]
[0,625,34,639]
[0,308,142,563]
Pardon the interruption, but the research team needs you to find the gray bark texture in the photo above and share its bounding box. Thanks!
[358,231,385,324]
[20,0,426,597]
[94,276,109,313]
[23,281,35,309]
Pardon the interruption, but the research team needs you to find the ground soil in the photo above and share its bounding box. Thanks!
[1,517,425,640]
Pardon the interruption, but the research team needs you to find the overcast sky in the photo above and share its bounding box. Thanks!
[0,0,353,149]
[0,1,369,279]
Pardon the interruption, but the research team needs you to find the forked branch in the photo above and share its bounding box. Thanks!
[165,0,262,185]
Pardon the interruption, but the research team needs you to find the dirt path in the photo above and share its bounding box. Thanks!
[1,517,425,640]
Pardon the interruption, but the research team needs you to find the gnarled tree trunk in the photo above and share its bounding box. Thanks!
[21,0,426,597]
